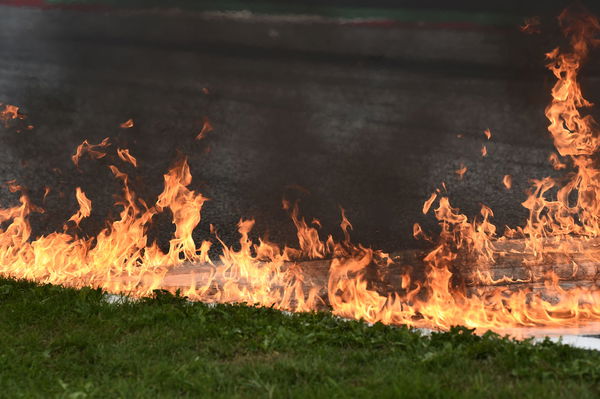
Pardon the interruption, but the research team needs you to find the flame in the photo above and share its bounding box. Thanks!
[117,148,137,168]
[120,119,134,129]
[67,188,91,227]
[72,138,110,167]
[520,16,541,34]
[484,129,492,140]
[549,153,567,170]
[503,175,512,190]
[481,145,487,157]
[455,164,467,179]
[1,7,600,335]
[519,7,600,244]
[0,104,19,123]
[413,222,430,241]
[196,117,214,140]
[42,186,51,202]
[423,193,437,214]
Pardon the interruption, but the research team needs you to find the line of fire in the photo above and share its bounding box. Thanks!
[4,1,600,341]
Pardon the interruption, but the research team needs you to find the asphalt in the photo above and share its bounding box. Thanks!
[0,5,597,254]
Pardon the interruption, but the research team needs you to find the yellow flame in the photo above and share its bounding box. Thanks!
[1,7,600,334]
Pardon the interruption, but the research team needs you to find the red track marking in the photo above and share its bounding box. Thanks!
[0,0,110,11]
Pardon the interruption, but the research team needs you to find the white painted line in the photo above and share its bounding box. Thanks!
[103,293,133,304]
[537,335,600,351]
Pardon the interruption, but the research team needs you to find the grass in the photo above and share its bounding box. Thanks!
[0,279,599,398]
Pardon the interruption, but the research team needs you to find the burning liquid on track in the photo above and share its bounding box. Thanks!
[1,8,600,333]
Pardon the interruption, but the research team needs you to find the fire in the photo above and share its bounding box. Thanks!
[72,137,110,167]
[1,7,600,334]
[67,188,91,227]
[549,153,567,170]
[422,193,437,214]
[120,119,134,129]
[196,117,214,140]
[413,223,430,241]
[117,148,137,168]
[0,104,19,122]
[42,186,51,202]
[455,164,467,179]
[503,175,512,190]
[520,16,542,34]
[0,103,24,127]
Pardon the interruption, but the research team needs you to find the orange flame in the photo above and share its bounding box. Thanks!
[120,119,134,129]
[0,104,19,122]
[520,16,541,34]
[67,188,92,227]
[423,193,437,214]
[72,138,110,167]
[503,175,512,190]
[2,7,600,335]
[196,118,214,140]
[455,164,467,179]
[117,148,137,168]
[549,153,567,170]
[413,222,430,241]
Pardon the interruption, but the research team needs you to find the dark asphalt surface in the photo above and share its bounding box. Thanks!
[1,6,598,253]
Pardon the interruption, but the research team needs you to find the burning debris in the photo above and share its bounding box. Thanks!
[2,7,600,334]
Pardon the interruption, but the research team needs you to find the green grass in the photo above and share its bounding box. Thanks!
[0,279,599,398]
